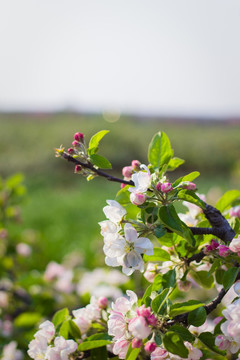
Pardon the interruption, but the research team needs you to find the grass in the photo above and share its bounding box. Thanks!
[2,113,240,268]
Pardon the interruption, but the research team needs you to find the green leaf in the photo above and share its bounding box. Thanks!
[169,300,204,317]
[87,333,112,341]
[148,131,173,169]
[90,154,112,169]
[154,225,167,238]
[223,267,239,290]
[152,274,163,292]
[78,340,112,351]
[163,331,188,358]
[88,130,109,155]
[173,171,200,187]
[126,348,141,360]
[216,190,240,212]
[178,190,206,210]
[198,332,226,355]
[162,269,176,288]
[14,312,42,328]
[141,284,152,306]
[167,157,185,171]
[190,270,214,289]
[151,288,171,314]
[115,186,131,205]
[169,324,195,342]
[143,248,170,262]
[215,268,225,284]
[209,259,221,276]
[52,308,69,327]
[188,306,207,326]
[91,347,107,360]
[159,204,195,246]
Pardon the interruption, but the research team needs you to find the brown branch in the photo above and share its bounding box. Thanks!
[61,152,134,185]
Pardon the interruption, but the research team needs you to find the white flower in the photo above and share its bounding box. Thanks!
[45,336,78,360]
[28,334,49,359]
[35,320,55,342]
[2,341,23,360]
[103,200,126,224]
[104,223,153,276]
[73,296,101,335]
[129,165,151,194]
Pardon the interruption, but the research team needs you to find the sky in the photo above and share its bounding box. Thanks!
[0,0,240,117]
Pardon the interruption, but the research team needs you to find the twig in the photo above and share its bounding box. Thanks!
[61,152,134,185]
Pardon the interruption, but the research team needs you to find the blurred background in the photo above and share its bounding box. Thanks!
[0,0,240,268]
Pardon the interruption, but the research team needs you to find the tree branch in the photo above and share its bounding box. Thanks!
[61,152,134,185]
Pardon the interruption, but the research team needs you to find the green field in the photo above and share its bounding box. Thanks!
[1,113,240,268]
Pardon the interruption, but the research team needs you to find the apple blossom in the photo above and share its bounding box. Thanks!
[130,192,147,206]
[161,182,173,193]
[132,338,142,348]
[128,316,152,339]
[112,339,130,359]
[229,235,240,254]
[151,347,169,359]
[28,334,49,359]
[144,263,160,283]
[144,341,157,353]
[131,160,141,170]
[1,341,23,360]
[103,200,127,224]
[45,336,78,359]
[129,164,151,194]
[229,206,240,218]
[218,245,231,257]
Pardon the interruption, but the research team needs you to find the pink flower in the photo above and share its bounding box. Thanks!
[229,206,240,218]
[98,297,108,308]
[72,140,79,147]
[130,192,147,206]
[181,181,197,190]
[151,347,169,359]
[160,182,173,193]
[128,316,152,339]
[74,132,84,142]
[122,166,133,178]
[144,341,157,353]
[2,341,23,360]
[112,339,130,359]
[215,335,231,350]
[136,305,151,318]
[28,335,49,360]
[67,147,74,154]
[132,338,142,348]
[44,262,66,281]
[144,263,159,283]
[131,160,141,170]
[36,321,55,342]
[184,341,202,360]
[229,236,240,253]
[75,165,82,173]
[16,243,32,256]
[147,314,158,326]
[218,245,231,257]
[46,336,78,359]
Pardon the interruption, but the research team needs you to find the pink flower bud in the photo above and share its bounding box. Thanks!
[151,347,169,359]
[130,192,147,206]
[156,182,161,191]
[132,338,142,348]
[72,140,79,147]
[122,166,133,178]
[131,160,141,170]
[181,182,196,190]
[229,235,240,253]
[136,305,151,318]
[74,132,84,142]
[210,239,219,250]
[229,206,240,218]
[146,314,157,326]
[218,245,231,257]
[121,183,126,189]
[98,297,108,308]
[68,148,74,154]
[161,182,173,193]
[144,341,157,353]
[177,280,192,292]
[74,165,82,173]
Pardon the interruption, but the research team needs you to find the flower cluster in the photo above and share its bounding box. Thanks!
[108,291,157,359]
[28,321,78,359]
[100,200,153,275]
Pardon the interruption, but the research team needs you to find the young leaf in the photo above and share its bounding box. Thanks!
[188,306,207,326]
[216,190,240,212]
[52,308,69,327]
[159,205,195,246]
[151,288,170,314]
[167,157,185,171]
[222,267,239,290]
[126,348,141,360]
[177,190,206,210]
[148,131,173,169]
[169,324,195,342]
[141,284,152,306]
[143,248,170,262]
[152,274,163,292]
[90,154,112,169]
[163,331,188,358]
[78,340,112,351]
[169,300,204,317]
[190,270,214,289]
[88,130,109,155]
